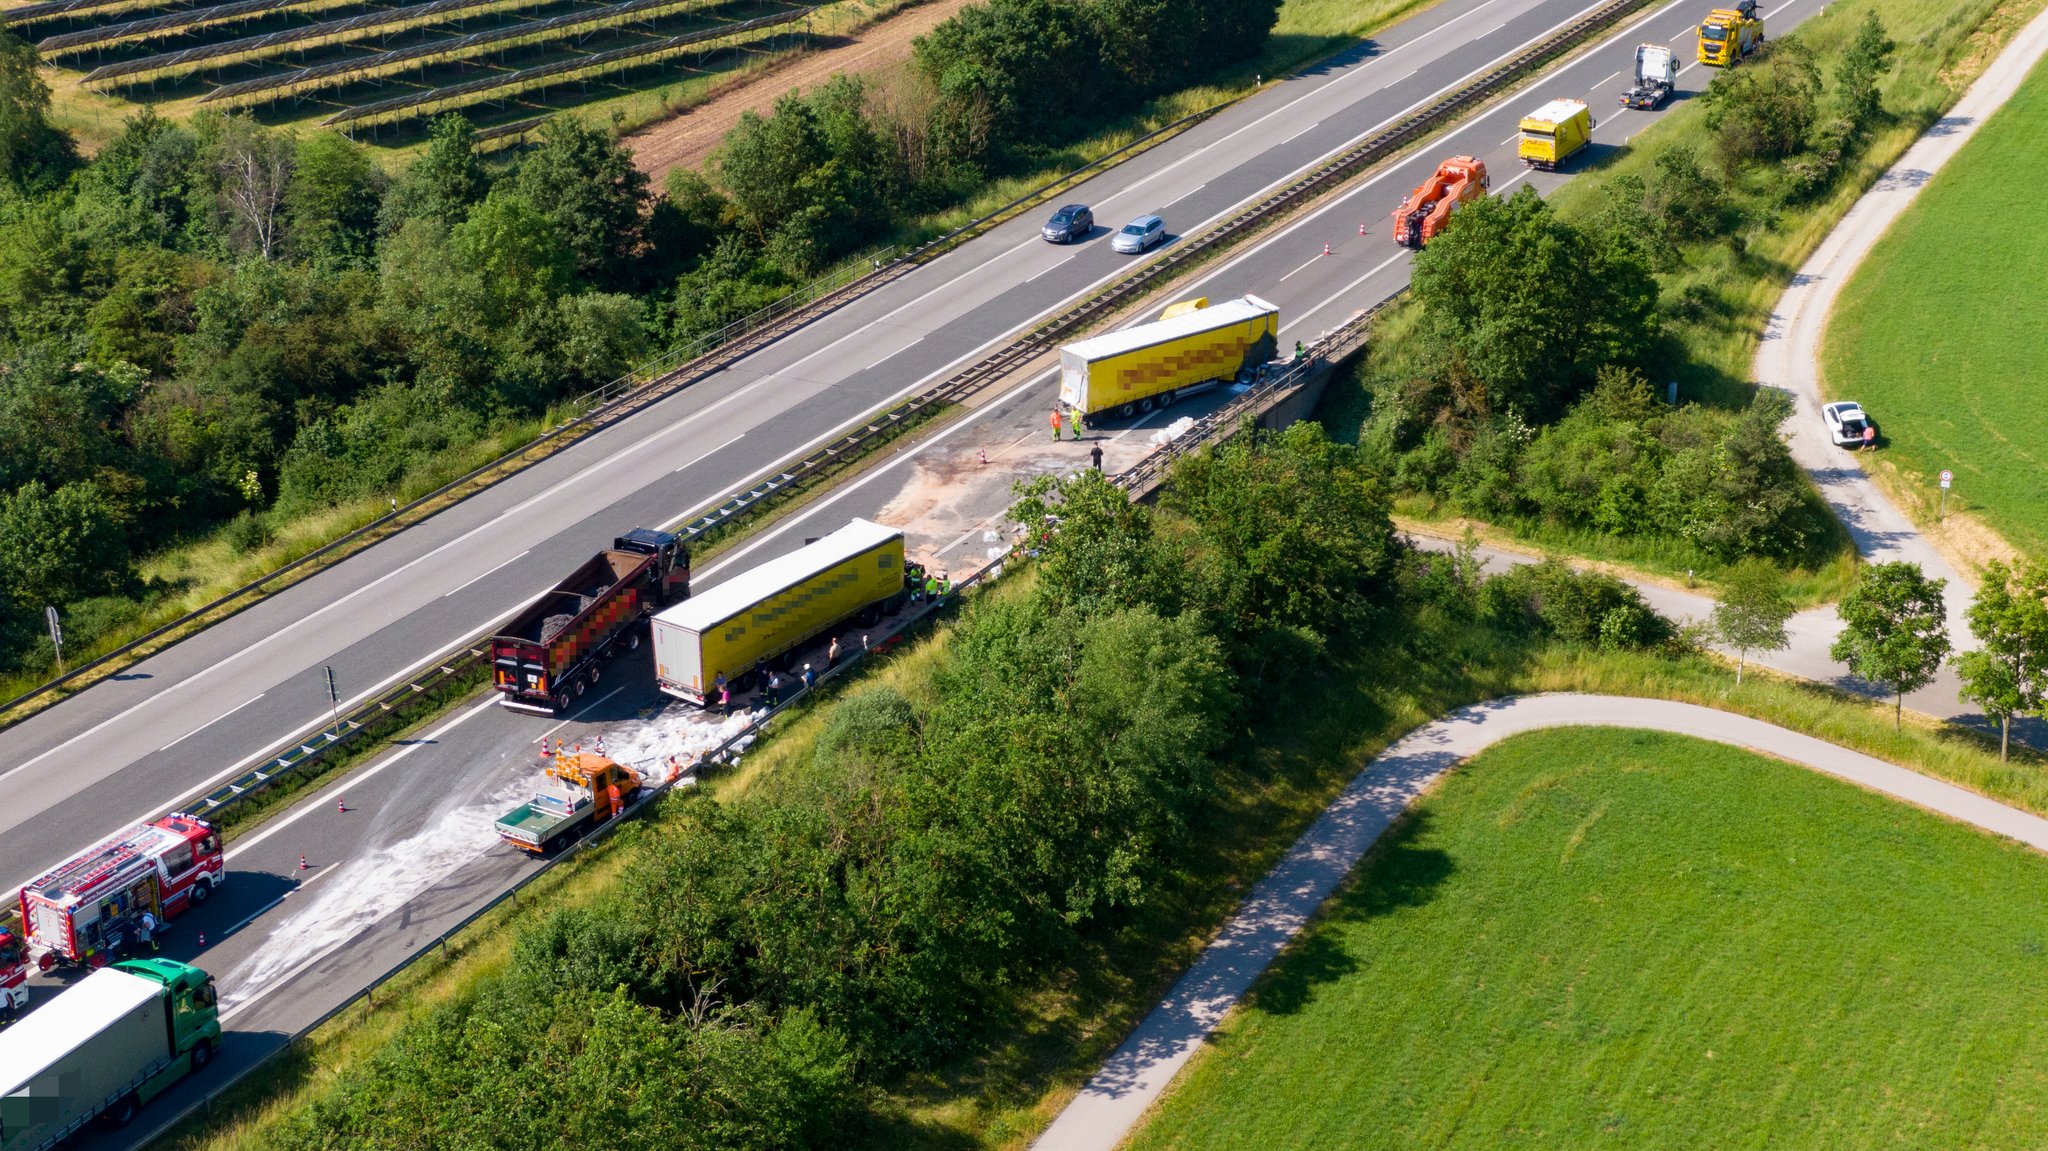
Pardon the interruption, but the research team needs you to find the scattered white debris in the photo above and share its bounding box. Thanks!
[1150,416,1197,446]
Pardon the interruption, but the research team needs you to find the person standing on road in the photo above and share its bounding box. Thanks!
[767,670,783,707]
[1050,407,1064,442]
[1070,409,1087,440]
[827,636,842,669]
[1090,443,1103,471]
[718,683,731,716]
[801,663,815,691]
[138,910,158,953]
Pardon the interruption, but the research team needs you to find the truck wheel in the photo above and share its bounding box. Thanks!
[573,677,587,699]
[190,1039,213,1072]
[626,630,642,652]
[1118,402,1137,419]
[548,834,568,853]
[1138,397,1156,414]
[1156,389,1176,409]
[105,1093,141,1127]
[554,693,571,713]
[588,664,602,686]
[190,878,212,906]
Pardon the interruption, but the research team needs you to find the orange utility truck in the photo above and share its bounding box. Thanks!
[1392,157,1488,248]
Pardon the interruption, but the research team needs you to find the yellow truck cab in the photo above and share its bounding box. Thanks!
[1697,1,1762,66]
[1517,99,1593,170]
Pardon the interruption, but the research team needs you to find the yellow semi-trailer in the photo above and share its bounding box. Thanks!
[1059,294,1280,420]
[1517,98,1593,170]
[651,518,908,704]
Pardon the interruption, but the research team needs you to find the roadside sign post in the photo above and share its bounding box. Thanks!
[1939,469,1953,521]
[324,665,341,741]
[45,606,63,674]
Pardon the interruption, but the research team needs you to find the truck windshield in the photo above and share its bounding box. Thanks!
[1701,24,1727,39]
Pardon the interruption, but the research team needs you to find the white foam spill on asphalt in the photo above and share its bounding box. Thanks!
[220,706,761,1007]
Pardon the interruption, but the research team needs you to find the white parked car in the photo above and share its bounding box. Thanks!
[1822,401,1876,448]
[1111,214,1166,254]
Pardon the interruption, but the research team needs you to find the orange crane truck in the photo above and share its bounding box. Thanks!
[1392,157,1489,248]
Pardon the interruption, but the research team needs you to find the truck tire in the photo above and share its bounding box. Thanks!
[1118,402,1138,419]
[553,692,571,713]
[105,1093,141,1127]
[190,878,212,906]
[1138,396,1156,414]
[588,664,602,686]
[190,1039,213,1072]
[572,677,587,699]
[625,629,642,652]
[1156,389,1176,409]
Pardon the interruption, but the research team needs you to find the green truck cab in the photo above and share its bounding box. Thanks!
[1,959,220,1151]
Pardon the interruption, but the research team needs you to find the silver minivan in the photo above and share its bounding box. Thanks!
[1111,215,1165,254]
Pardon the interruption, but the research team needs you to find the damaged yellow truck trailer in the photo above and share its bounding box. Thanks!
[1058,294,1280,420]
[650,518,908,704]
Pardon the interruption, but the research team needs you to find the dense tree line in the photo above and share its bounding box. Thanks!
[0,0,1283,675]
[258,423,1671,1148]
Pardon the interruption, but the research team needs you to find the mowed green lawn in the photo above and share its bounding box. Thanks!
[1825,55,2048,558]
[1128,728,2048,1150]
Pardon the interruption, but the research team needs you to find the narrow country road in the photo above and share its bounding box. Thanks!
[1757,1,2048,650]
[1028,693,2048,1151]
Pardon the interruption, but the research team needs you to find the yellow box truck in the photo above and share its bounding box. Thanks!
[650,519,907,704]
[1059,294,1280,420]
[1517,98,1593,170]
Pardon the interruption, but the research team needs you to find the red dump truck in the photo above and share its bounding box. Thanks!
[489,529,688,715]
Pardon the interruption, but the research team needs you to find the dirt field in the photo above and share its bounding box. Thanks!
[624,0,971,183]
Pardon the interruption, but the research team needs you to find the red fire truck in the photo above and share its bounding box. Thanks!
[19,813,224,972]
[0,922,25,1023]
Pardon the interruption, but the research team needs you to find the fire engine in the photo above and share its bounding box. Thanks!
[19,813,224,972]
[0,922,25,1023]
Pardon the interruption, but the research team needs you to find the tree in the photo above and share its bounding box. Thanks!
[451,190,575,322]
[1835,12,1896,126]
[1954,558,2048,761]
[1713,557,1793,684]
[1831,561,1952,728]
[1644,145,1729,245]
[208,114,295,259]
[1409,187,1658,420]
[510,115,649,287]
[382,113,488,230]
[1007,468,1167,615]
[1,29,74,192]
[1701,40,1822,166]
[0,480,133,608]
[287,132,386,264]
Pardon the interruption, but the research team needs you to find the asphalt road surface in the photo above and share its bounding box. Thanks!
[1029,692,2048,1151]
[1,0,1630,902]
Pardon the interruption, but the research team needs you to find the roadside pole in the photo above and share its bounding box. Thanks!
[45,607,63,674]
[324,665,342,741]
[1939,469,1953,521]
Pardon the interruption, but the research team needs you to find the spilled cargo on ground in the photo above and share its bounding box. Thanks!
[652,519,909,705]
[1058,295,1280,420]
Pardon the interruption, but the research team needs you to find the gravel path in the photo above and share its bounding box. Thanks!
[1029,692,2048,1151]
[1756,2,2048,649]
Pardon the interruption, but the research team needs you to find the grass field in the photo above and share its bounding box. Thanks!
[1823,55,2048,562]
[1130,727,2048,1150]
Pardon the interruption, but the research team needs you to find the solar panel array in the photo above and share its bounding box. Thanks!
[79,0,545,83]
[323,5,807,127]
[199,0,708,104]
[41,0,322,53]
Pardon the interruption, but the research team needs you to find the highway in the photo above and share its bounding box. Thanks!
[3,0,1626,902]
[5,0,1876,1143]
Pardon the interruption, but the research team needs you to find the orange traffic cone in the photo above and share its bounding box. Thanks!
[1358,222,1366,235]
[197,932,206,948]
[299,853,308,870]
[336,796,346,814]
[1322,242,1331,256]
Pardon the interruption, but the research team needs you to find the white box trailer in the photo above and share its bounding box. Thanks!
[651,519,908,703]
[1,961,219,1151]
